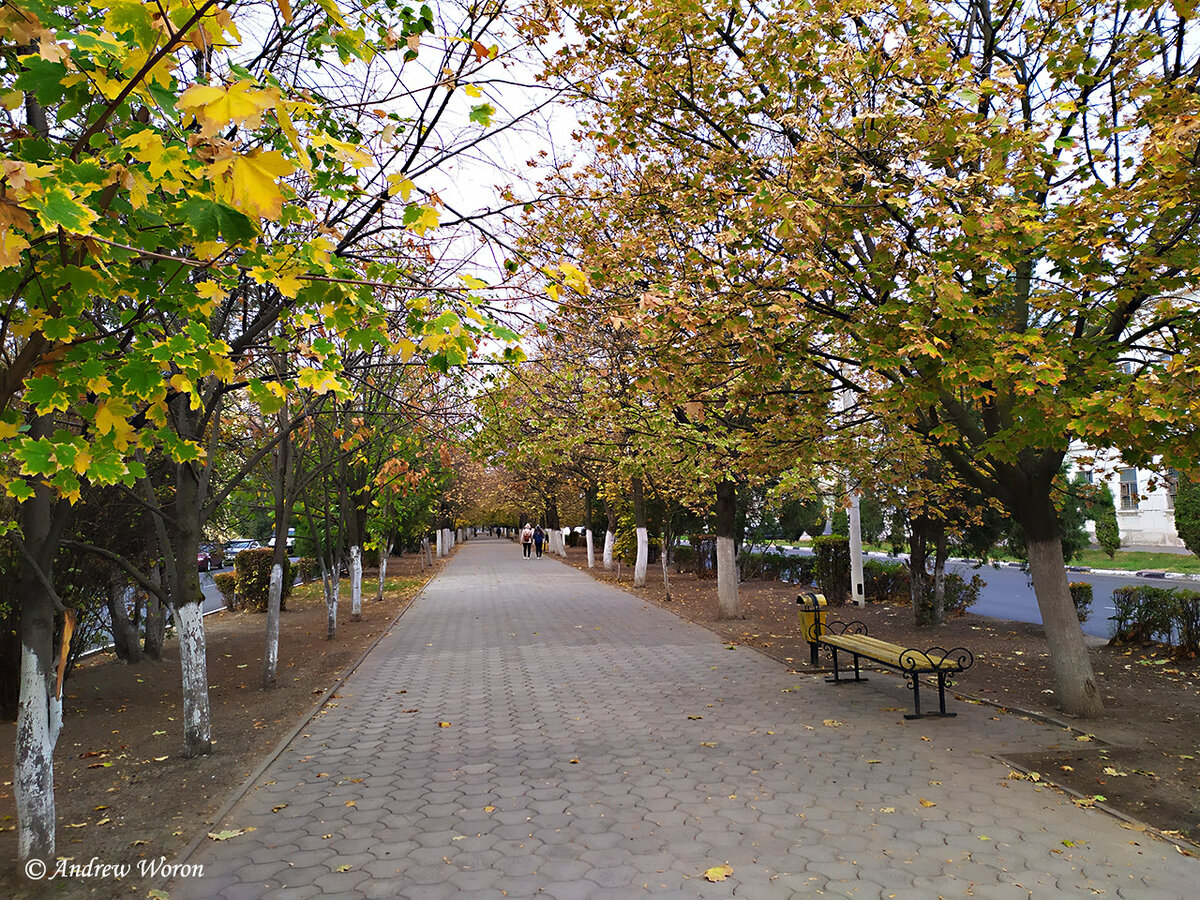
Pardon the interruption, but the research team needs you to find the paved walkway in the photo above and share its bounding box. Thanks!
[175,538,1200,899]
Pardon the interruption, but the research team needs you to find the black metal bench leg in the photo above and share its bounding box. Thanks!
[937,671,955,717]
[826,646,841,683]
[903,673,923,719]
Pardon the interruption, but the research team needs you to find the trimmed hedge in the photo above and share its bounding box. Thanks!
[1110,585,1200,654]
[233,548,293,613]
[1069,582,1093,623]
[213,572,238,610]
[812,535,850,606]
[739,550,817,586]
[296,557,318,583]
[860,558,982,616]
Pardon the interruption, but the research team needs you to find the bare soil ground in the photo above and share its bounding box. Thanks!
[0,552,444,899]
[562,551,1200,851]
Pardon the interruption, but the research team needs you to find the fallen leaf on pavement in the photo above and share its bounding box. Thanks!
[704,864,733,882]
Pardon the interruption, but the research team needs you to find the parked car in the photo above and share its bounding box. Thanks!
[224,538,261,557]
[267,528,296,553]
[197,542,225,572]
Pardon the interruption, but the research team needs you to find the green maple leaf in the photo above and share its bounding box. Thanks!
[23,375,73,413]
[27,186,99,235]
[14,438,57,477]
[469,103,495,126]
[180,197,257,243]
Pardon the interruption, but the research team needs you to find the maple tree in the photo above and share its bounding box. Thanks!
[540,0,1200,717]
[1,0,542,860]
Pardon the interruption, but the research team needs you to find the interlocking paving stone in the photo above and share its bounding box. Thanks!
[173,537,1200,898]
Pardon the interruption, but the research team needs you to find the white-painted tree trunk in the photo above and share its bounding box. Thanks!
[173,602,212,756]
[436,530,444,558]
[424,536,433,566]
[325,575,340,640]
[634,526,649,587]
[603,530,615,569]
[15,643,59,860]
[716,535,740,619]
[559,528,569,556]
[349,545,363,621]
[585,530,595,568]
[262,562,284,687]
[376,540,392,602]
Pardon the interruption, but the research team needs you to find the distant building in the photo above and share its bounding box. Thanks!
[1070,444,1182,549]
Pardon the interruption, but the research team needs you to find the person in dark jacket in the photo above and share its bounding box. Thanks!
[533,525,545,558]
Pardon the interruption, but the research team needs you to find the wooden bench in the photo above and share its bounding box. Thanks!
[803,616,973,719]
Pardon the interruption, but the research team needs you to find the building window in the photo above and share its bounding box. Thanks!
[1119,468,1139,510]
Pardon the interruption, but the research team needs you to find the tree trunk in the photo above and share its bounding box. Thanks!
[106,573,141,664]
[602,495,615,570]
[261,556,285,689]
[264,411,292,688]
[142,574,166,661]
[1024,512,1104,717]
[585,530,595,569]
[909,516,930,626]
[424,535,433,567]
[376,536,393,602]
[14,461,67,861]
[172,601,211,756]
[931,524,948,626]
[715,480,741,619]
[168,455,212,757]
[632,477,648,587]
[436,529,444,558]
[349,544,362,621]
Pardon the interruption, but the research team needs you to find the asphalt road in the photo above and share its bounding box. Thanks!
[946,558,1194,640]
[765,545,1193,640]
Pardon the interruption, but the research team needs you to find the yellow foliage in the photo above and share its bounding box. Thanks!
[178,82,280,138]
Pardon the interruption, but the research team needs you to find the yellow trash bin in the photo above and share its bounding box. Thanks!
[797,592,827,666]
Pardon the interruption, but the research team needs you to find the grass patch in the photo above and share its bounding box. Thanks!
[1071,549,1200,573]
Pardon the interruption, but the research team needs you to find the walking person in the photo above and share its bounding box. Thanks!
[521,523,533,559]
[533,525,545,559]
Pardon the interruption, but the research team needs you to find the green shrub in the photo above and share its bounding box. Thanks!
[296,557,318,583]
[1174,590,1200,656]
[213,572,238,610]
[813,535,850,605]
[739,551,816,586]
[1110,585,1175,644]
[863,559,908,604]
[673,545,695,571]
[943,572,983,617]
[1069,582,1094,623]
[233,548,293,613]
[859,560,982,616]
[1091,485,1121,558]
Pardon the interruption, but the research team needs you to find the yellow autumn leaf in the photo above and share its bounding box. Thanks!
[703,864,733,882]
[387,174,415,200]
[559,261,590,295]
[460,274,489,290]
[94,398,135,436]
[312,132,372,169]
[390,337,416,361]
[210,149,295,221]
[296,368,345,396]
[178,81,280,138]
[464,84,481,98]
[0,227,31,269]
[409,205,440,235]
[918,798,937,807]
